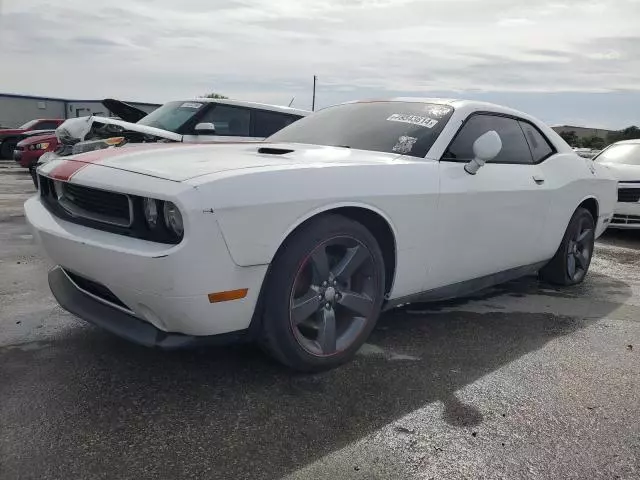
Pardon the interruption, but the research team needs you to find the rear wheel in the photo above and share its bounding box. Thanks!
[539,207,595,285]
[260,214,385,371]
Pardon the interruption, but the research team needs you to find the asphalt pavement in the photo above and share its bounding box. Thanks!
[1,160,638,479]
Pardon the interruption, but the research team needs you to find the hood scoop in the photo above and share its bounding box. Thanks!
[257,147,294,155]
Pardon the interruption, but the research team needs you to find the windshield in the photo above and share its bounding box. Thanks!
[19,119,39,129]
[595,143,640,165]
[268,101,454,158]
[137,101,206,132]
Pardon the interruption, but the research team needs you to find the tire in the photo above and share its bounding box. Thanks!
[0,138,17,160]
[260,214,386,371]
[539,207,595,286]
[29,166,38,188]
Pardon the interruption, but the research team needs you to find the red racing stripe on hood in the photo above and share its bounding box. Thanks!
[48,143,187,181]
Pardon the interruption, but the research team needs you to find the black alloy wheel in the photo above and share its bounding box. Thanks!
[290,236,377,357]
[260,214,385,371]
[566,215,593,282]
[540,207,595,285]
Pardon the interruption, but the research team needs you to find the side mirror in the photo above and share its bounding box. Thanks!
[194,122,216,134]
[464,130,502,175]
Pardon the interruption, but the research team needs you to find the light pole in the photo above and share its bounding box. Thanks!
[312,75,317,111]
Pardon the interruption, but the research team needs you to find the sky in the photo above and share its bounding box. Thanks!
[0,0,639,129]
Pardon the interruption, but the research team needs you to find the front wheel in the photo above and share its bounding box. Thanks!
[260,214,385,371]
[0,139,17,160]
[539,207,595,285]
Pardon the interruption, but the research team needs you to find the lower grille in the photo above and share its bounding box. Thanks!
[63,269,131,312]
[618,188,640,203]
[611,214,640,225]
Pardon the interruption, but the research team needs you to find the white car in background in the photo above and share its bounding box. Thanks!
[51,98,309,156]
[26,98,616,371]
[594,139,640,228]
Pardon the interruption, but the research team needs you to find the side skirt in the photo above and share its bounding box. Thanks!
[383,261,548,311]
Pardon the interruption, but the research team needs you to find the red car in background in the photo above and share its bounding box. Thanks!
[0,118,64,158]
[14,132,59,169]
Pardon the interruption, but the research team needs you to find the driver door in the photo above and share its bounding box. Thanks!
[426,113,550,291]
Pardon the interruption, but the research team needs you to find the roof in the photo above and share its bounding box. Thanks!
[192,97,309,116]
[344,97,539,122]
[0,92,161,108]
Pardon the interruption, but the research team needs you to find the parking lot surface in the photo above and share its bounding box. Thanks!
[1,160,638,479]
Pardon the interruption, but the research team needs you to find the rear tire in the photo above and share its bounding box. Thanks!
[260,214,385,371]
[539,207,595,285]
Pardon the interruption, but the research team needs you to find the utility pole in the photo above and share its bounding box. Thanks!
[312,75,317,111]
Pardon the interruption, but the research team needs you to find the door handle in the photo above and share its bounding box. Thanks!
[533,175,545,185]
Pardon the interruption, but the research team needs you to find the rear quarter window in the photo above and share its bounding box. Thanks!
[519,121,555,162]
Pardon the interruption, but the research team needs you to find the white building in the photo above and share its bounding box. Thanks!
[0,93,160,128]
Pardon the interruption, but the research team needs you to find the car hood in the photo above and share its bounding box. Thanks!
[87,116,183,142]
[0,129,25,137]
[48,142,401,182]
[101,99,149,123]
[19,129,55,139]
[18,133,57,147]
[600,162,640,182]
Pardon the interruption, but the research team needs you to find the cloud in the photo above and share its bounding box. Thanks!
[0,0,639,127]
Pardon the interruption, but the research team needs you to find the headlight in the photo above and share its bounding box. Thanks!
[163,201,184,238]
[143,198,159,229]
[72,137,125,155]
[28,142,50,151]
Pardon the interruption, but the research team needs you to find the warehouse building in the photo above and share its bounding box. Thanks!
[551,125,614,141]
[0,93,160,128]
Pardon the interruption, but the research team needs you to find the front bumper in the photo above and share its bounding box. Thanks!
[48,267,247,348]
[14,148,42,169]
[609,201,640,229]
[25,195,268,338]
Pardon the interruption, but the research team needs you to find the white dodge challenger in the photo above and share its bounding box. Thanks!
[26,98,616,371]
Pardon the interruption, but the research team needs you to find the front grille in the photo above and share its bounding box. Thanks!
[16,145,25,151]
[38,175,182,245]
[40,176,131,227]
[617,188,640,203]
[611,214,640,225]
[64,269,131,311]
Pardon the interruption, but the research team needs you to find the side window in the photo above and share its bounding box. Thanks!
[519,121,554,163]
[443,114,533,165]
[197,105,250,136]
[254,111,298,137]
[35,121,60,130]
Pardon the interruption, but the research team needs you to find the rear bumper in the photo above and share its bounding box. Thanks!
[49,266,247,348]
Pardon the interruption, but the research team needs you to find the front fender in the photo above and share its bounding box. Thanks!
[214,200,396,267]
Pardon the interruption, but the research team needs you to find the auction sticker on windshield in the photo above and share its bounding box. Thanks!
[387,114,438,128]
[180,102,203,109]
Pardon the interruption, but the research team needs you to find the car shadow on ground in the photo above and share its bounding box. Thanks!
[598,228,640,250]
[0,272,632,480]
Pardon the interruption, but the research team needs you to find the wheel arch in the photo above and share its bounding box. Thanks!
[578,196,599,222]
[275,203,398,296]
[247,203,399,339]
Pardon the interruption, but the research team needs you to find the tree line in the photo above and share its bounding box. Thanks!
[559,126,640,150]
